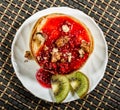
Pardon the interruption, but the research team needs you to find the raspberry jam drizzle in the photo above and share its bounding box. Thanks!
[36,15,91,88]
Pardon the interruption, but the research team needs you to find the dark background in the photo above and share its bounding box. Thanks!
[0,0,120,110]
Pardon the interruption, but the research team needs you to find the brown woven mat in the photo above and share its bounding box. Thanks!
[0,0,120,109]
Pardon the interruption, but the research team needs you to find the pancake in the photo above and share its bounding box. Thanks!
[30,13,94,74]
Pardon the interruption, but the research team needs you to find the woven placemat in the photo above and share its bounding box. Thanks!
[0,0,120,109]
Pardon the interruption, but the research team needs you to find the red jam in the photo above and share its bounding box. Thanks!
[36,69,52,88]
[36,15,91,88]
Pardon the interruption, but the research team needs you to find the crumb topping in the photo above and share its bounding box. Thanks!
[67,53,72,62]
[51,48,61,62]
[55,36,70,47]
[79,49,85,58]
[62,24,70,32]
[81,40,90,53]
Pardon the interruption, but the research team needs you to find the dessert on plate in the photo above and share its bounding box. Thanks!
[28,13,94,103]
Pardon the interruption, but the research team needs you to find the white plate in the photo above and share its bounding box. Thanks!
[11,7,108,102]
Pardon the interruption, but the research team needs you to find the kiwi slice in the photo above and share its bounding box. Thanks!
[51,75,70,103]
[67,71,89,99]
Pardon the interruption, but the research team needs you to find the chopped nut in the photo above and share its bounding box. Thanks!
[55,36,70,47]
[62,25,70,32]
[34,32,45,46]
[67,53,72,62]
[79,49,85,58]
[51,52,61,62]
[51,48,61,62]
[81,40,90,53]
[52,48,58,52]
[24,51,33,60]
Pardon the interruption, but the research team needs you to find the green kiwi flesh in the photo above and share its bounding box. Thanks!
[51,75,70,103]
[67,71,89,99]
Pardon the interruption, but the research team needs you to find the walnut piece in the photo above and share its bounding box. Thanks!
[62,25,69,32]
[51,48,61,62]
[55,36,70,47]
[81,40,90,53]
[24,51,33,60]
[79,49,85,58]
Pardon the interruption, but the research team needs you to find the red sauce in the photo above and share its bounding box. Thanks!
[36,69,52,88]
[36,15,91,88]
[42,16,90,45]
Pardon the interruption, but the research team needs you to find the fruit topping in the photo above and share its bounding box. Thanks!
[36,69,52,88]
[67,71,89,99]
[51,74,70,103]
[50,71,89,103]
